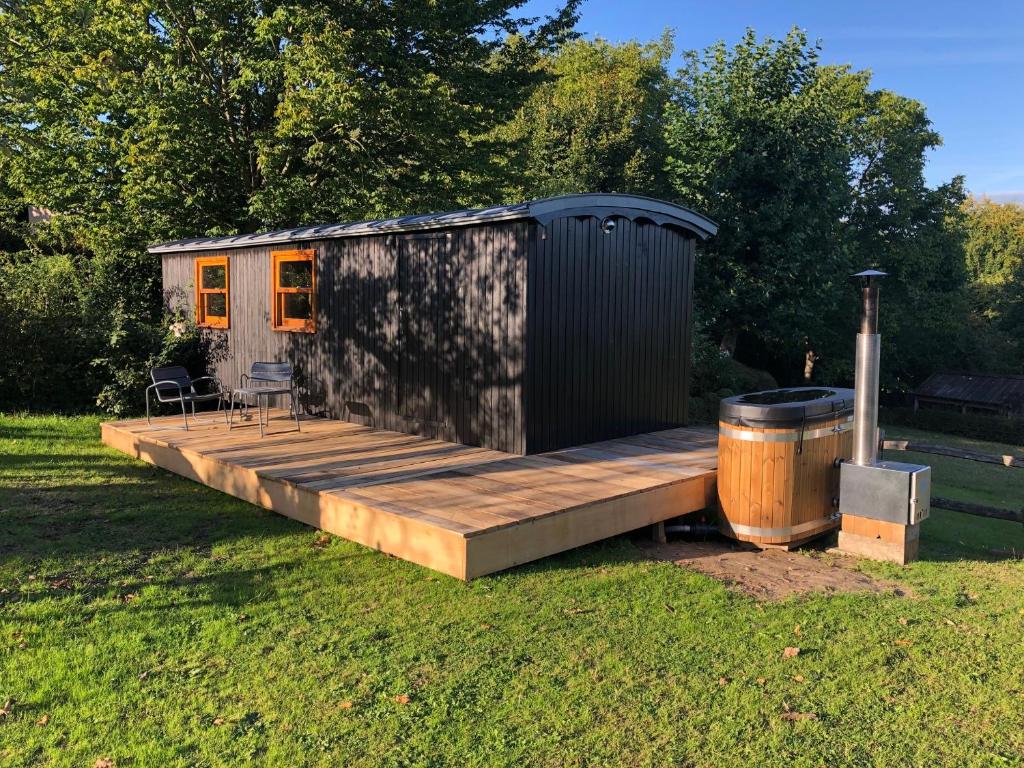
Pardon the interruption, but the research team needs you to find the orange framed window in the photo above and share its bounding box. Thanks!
[271,249,316,332]
[195,256,229,329]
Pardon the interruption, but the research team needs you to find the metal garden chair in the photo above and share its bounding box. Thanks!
[228,361,301,437]
[146,366,227,430]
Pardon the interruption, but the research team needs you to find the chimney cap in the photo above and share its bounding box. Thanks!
[851,268,888,281]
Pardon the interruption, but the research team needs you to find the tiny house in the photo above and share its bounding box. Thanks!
[152,193,717,454]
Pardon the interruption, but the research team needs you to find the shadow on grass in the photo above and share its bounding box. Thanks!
[0,455,302,562]
[915,508,1024,563]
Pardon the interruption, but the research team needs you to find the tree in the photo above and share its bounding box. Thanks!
[837,82,971,389]
[961,197,1024,372]
[499,34,673,200]
[664,28,972,389]
[664,29,852,381]
[1,0,577,241]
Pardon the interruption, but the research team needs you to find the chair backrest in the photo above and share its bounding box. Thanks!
[151,365,192,396]
[250,361,294,383]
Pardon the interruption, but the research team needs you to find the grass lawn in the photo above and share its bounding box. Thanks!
[1,414,1022,767]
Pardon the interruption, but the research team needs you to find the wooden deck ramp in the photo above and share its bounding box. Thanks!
[101,413,718,579]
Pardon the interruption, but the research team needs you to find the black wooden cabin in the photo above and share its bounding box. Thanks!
[152,194,717,454]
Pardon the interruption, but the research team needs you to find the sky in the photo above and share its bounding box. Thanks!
[522,0,1024,201]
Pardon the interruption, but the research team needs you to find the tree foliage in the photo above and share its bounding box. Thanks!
[665,30,851,379]
[1,0,577,241]
[499,34,673,199]
[961,197,1024,372]
[0,10,1015,412]
[0,0,576,412]
[663,29,972,389]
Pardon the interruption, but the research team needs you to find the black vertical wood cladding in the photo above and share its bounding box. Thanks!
[522,217,695,453]
[161,215,695,455]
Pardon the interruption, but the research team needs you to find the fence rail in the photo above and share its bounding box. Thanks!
[882,440,1024,469]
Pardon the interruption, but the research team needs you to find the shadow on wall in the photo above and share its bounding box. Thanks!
[306,226,526,451]
[163,226,526,452]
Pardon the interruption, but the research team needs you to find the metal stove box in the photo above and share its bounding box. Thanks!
[839,460,931,525]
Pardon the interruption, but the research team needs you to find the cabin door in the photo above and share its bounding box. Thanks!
[397,235,450,427]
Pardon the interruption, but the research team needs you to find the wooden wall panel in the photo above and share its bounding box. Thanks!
[161,222,529,454]
[523,218,696,453]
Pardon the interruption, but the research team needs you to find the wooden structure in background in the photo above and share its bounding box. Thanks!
[717,414,853,547]
[913,371,1024,416]
[101,413,718,580]
[151,194,717,455]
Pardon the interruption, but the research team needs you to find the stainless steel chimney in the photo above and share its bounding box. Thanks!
[851,269,885,465]
[839,268,931,564]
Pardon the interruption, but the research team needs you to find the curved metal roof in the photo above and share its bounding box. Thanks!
[147,193,718,254]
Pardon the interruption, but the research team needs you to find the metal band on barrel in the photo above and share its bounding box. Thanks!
[718,418,853,444]
[721,516,839,538]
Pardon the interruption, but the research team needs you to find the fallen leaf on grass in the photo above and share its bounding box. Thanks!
[94,760,115,768]
[783,646,801,658]
[479,623,493,630]
[894,639,913,647]
[718,677,729,687]
[898,617,908,626]
[212,717,225,726]
[312,534,332,549]
[755,677,767,686]
[395,694,411,705]
[793,624,801,637]
[120,593,138,604]
[36,714,49,726]
[792,675,805,683]
[564,607,594,616]
[338,701,353,710]
[664,603,676,613]
[49,578,71,590]
[0,700,12,719]
[780,711,818,721]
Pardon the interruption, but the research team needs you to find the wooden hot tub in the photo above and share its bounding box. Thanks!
[717,387,854,547]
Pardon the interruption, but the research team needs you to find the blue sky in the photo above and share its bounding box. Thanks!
[522,0,1024,201]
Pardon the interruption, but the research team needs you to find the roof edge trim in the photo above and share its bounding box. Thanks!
[147,194,717,253]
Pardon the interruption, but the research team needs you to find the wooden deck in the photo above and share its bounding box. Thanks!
[101,412,718,580]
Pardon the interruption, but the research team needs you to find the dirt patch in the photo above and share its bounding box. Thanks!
[641,538,909,601]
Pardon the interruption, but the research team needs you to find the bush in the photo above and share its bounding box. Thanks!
[0,250,210,416]
[881,406,1024,447]
[0,252,97,411]
[93,309,213,418]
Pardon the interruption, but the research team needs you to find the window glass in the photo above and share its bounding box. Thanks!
[205,292,227,317]
[279,260,312,289]
[271,250,316,332]
[282,293,312,320]
[201,264,226,289]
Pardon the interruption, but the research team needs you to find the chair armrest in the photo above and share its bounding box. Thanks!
[191,375,222,393]
[148,380,186,402]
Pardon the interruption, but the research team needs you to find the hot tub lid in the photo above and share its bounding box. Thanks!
[719,387,855,427]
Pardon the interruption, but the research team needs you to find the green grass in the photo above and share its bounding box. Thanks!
[1,415,1022,768]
